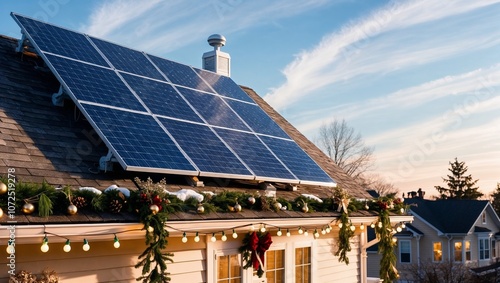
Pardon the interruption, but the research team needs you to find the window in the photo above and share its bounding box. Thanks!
[265,249,285,283]
[465,241,471,261]
[454,241,463,262]
[482,212,487,224]
[399,240,411,263]
[218,254,241,283]
[433,242,442,262]
[295,247,311,283]
[479,238,490,260]
[493,240,497,258]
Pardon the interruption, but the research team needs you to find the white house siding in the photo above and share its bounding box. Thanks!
[316,234,360,283]
[0,237,207,283]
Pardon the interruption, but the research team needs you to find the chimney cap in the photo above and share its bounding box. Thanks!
[207,34,226,48]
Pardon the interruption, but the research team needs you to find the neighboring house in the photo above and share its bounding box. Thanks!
[393,197,500,281]
[0,14,411,283]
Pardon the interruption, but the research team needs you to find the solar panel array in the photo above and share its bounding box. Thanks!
[12,12,335,186]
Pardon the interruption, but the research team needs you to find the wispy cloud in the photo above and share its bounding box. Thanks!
[81,0,331,53]
[264,0,500,111]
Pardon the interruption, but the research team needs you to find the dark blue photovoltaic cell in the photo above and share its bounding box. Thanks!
[177,87,250,131]
[81,104,196,171]
[12,13,108,66]
[148,55,213,93]
[215,128,297,180]
[195,68,254,103]
[158,118,252,176]
[260,136,333,183]
[46,54,146,112]
[120,73,203,122]
[224,99,290,138]
[91,37,164,80]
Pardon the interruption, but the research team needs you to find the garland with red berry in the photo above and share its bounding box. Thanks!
[239,231,273,278]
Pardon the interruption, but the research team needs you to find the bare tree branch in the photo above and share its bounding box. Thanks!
[315,119,374,179]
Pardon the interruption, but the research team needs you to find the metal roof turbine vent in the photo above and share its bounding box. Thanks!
[202,34,231,77]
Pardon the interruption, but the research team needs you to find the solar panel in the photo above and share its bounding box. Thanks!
[90,37,165,80]
[215,128,297,181]
[177,87,250,131]
[224,99,290,138]
[45,54,147,112]
[11,12,335,187]
[158,118,253,178]
[148,54,213,93]
[81,103,197,174]
[120,73,203,122]
[13,14,108,66]
[259,136,334,184]
[195,68,255,103]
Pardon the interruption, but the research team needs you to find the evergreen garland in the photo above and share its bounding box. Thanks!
[335,211,354,264]
[38,193,52,218]
[376,208,398,281]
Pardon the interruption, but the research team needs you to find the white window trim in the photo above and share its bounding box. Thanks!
[464,240,471,262]
[432,241,443,262]
[207,236,316,283]
[399,240,411,264]
[479,238,491,261]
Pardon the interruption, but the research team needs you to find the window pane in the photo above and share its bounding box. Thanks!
[219,256,229,279]
[296,267,302,283]
[454,242,462,262]
[296,248,303,265]
[276,269,283,282]
[303,247,311,263]
[230,279,240,283]
[267,250,276,269]
[230,255,241,277]
[276,250,284,268]
[433,242,442,262]
[304,265,310,283]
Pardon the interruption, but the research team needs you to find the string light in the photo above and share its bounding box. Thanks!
[211,233,216,242]
[378,222,383,228]
[325,226,331,233]
[260,224,266,233]
[350,225,356,232]
[41,235,49,253]
[396,226,402,233]
[313,229,319,239]
[63,239,71,252]
[392,237,397,243]
[321,228,326,235]
[232,229,238,239]
[276,228,282,237]
[194,232,200,243]
[147,226,154,233]
[304,230,308,237]
[82,239,90,251]
[338,222,343,228]
[370,223,375,229]
[286,229,291,237]
[6,241,14,254]
[182,232,188,243]
[298,227,304,234]
[113,235,120,248]
[401,222,406,229]
[360,223,365,231]
[221,232,227,242]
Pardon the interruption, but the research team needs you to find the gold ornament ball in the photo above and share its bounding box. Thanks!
[248,196,256,205]
[196,204,205,214]
[274,202,282,210]
[233,203,242,212]
[22,203,35,214]
[67,204,78,215]
[301,204,309,213]
[0,208,3,218]
[0,182,7,195]
[150,204,160,215]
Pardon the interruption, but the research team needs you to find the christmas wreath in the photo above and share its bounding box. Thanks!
[239,232,273,277]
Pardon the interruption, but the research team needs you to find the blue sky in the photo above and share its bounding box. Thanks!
[1,0,499,197]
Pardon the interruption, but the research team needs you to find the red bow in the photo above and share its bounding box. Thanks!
[249,232,273,271]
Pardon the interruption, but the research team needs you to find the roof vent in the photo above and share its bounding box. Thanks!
[202,34,231,77]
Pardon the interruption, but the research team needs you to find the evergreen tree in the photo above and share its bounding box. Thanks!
[435,158,482,200]
[490,183,500,215]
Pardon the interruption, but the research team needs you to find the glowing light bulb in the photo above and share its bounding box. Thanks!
[360,224,365,231]
[286,229,291,237]
[396,227,402,233]
[392,237,397,243]
[82,239,90,251]
[370,223,375,229]
[338,223,343,228]
[401,223,406,229]
[63,240,71,252]
[298,227,304,234]
[211,233,216,242]
[221,232,227,242]
[194,232,200,243]
[321,229,326,235]
[304,230,309,237]
[350,225,356,232]
[326,226,331,233]
[113,235,120,248]
[313,229,319,238]
[276,229,282,237]
[41,236,49,253]
[6,241,14,254]
[378,222,383,228]
[232,229,238,239]
[182,232,188,243]
[260,225,266,233]
[147,226,154,233]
